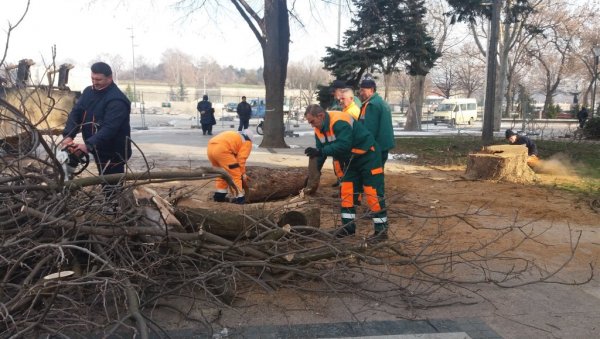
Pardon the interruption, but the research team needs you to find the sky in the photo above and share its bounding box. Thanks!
[1,0,351,90]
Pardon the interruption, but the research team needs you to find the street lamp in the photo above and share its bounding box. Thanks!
[591,46,600,118]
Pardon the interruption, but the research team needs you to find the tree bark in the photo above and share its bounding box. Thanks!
[245,166,308,203]
[175,198,320,238]
[259,0,289,148]
[405,75,425,131]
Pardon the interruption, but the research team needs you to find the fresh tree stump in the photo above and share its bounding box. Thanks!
[465,144,535,183]
[175,198,321,238]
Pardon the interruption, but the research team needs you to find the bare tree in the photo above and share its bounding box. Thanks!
[173,1,291,147]
[454,43,485,98]
[430,55,457,98]
[404,0,454,131]
[287,57,329,108]
[92,53,126,82]
[525,1,585,117]
[0,0,30,68]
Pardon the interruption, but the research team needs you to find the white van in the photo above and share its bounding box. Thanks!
[432,98,478,125]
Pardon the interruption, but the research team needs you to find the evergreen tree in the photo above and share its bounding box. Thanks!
[322,0,439,84]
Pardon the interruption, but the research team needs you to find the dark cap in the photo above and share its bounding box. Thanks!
[332,80,346,89]
[360,79,376,89]
[203,94,208,100]
[505,129,517,139]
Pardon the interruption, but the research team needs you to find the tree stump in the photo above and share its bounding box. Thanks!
[465,144,535,183]
[175,198,321,238]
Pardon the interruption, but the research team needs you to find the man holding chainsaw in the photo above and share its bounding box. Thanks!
[61,62,131,194]
[207,129,253,204]
[304,104,388,243]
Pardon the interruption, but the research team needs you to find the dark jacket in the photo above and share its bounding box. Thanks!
[510,135,538,156]
[577,108,589,121]
[236,101,252,120]
[197,100,216,125]
[63,82,131,161]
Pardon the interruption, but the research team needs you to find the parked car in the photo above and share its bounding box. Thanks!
[225,102,237,112]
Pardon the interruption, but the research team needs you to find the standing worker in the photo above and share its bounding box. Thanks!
[328,79,347,110]
[505,129,539,167]
[207,130,253,204]
[197,95,216,135]
[304,104,388,243]
[339,88,360,120]
[62,61,131,209]
[236,96,253,131]
[358,76,395,167]
[329,87,362,187]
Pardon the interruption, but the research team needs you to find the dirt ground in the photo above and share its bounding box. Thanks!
[140,150,599,337]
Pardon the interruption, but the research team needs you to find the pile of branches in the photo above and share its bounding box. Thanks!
[0,99,593,338]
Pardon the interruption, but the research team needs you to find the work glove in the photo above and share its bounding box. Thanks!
[304,147,321,158]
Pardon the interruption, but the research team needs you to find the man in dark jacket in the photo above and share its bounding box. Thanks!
[62,62,131,211]
[62,61,131,177]
[236,96,252,131]
[505,129,539,167]
[577,106,589,129]
[197,95,216,135]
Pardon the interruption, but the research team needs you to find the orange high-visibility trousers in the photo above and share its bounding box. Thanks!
[206,131,252,197]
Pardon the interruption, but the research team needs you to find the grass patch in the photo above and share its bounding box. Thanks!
[392,135,600,181]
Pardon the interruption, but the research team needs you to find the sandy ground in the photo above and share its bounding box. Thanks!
[125,122,600,338]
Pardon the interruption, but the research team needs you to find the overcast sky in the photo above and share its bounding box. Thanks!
[2,0,351,88]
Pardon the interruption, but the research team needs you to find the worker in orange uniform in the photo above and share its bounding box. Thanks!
[207,129,253,204]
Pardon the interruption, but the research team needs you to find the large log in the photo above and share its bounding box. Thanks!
[245,166,309,203]
[464,144,535,183]
[175,197,320,238]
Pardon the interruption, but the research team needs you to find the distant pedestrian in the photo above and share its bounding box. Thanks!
[577,106,589,129]
[197,95,216,135]
[236,96,252,131]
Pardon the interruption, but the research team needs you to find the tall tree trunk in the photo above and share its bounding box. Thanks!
[260,0,289,148]
[404,74,425,131]
[383,71,392,101]
[494,13,511,131]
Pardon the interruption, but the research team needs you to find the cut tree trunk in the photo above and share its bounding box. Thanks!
[465,144,535,183]
[245,166,310,203]
[175,198,320,238]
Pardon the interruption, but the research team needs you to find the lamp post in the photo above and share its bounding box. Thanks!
[591,46,600,118]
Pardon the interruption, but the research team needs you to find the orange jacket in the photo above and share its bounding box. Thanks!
[207,131,252,174]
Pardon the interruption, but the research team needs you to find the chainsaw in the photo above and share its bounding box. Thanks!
[55,144,90,181]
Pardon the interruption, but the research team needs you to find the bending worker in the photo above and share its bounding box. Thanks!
[304,104,388,243]
[505,129,539,167]
[207,130,253,204]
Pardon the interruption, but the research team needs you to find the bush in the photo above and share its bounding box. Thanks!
[583,117,600,139]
